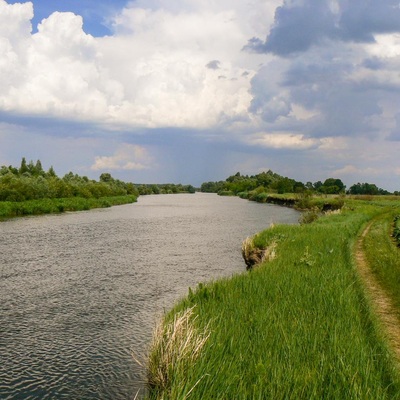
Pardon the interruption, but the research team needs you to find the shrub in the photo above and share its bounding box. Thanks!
[237,191,249,199]
[252,192,269,203]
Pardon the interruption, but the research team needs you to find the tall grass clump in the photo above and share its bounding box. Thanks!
[147,307,210,399]
[146,200,400,399]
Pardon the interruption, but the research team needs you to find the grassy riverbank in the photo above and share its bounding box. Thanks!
[0,195,137,219]
[146,197,400,399]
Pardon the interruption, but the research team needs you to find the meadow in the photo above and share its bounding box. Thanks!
[146,196,400,399]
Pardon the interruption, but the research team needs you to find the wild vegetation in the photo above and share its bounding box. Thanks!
[0,158,139,218]
[146,196,400,399]
[201,171,348,195]
[0,158,139,201]
[0,158,199,219]
[201,171,395,197]
[201,170,397,214]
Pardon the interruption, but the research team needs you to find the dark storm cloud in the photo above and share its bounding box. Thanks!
[0,110,99,138]
[247,64,292,122]
[245,0,400,56]
[286,58,383,138]
[243,0,400,141]
[250,54,385,138]
[339,0,400,43]
[244,0,337,55]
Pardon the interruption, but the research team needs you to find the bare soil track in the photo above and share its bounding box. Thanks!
[355,222,400,364]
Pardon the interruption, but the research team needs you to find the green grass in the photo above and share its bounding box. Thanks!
[393,215,400,246]
[146,198,400,399]
[363,211,400,315]
[239,190,345,211]
[0,195,137,219]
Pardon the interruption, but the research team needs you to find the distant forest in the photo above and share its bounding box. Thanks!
[0,159,396,203]
[200,171,395,196]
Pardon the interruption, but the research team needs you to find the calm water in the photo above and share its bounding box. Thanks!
[0,193,299,399]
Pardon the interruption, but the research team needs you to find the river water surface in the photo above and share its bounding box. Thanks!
[0,193,299,399]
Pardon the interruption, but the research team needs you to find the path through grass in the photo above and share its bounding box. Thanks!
[146,199,400,399]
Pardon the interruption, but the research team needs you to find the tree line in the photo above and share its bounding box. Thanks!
[200,170,394,196]
[0,158,139,202]
[136,183,196,195]
[1,159,395,203]
[0,158,196,203]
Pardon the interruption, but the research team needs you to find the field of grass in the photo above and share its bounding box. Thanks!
[146,197,400,399]
[0,195,137,219]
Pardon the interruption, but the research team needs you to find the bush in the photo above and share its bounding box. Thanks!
[237,191,249,199]
[253,192,269,203]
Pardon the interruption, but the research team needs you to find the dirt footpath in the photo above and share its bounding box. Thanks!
[355,222,400,363]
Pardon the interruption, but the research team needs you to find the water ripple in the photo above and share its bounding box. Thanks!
[0,194,299,399]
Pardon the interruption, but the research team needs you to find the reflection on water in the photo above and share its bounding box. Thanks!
[0,193,299,399]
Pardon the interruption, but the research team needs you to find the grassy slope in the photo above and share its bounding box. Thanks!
[0,195,137,219]
[147,199,400,399]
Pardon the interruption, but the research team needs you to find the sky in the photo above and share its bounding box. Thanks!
[1,0,400,190]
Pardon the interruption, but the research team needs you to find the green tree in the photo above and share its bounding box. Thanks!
[275,177,295,194]
[348,182,380,195]
[34,160,44,176]
[319,178,345,194]
[150,184,160,194]
[100,173,113,183]
[47,165,57,177]
[19,157,28,175]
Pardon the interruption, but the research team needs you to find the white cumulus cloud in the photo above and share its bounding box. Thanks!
[0,0,279,129]
[90,144,153,171]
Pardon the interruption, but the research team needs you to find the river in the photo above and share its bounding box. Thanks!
[0,193,299,399]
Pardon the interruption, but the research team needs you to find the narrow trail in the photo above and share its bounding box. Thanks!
[355,222,400,364]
